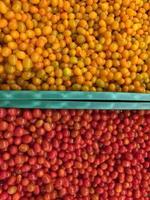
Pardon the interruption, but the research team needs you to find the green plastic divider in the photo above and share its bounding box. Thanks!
[0,100,150,110]
[0,91,150,101]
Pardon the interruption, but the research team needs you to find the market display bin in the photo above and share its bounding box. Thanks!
[0,0,150,199]
[0,91,150,109]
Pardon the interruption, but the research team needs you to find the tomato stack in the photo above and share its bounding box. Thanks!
[0,109,149,200]
[0,1,150,199]
[0,0,149,92]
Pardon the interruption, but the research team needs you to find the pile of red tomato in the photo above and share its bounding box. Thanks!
[0,109,149,200]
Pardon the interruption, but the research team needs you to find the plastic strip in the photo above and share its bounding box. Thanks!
[0,100,150,110]
[0,91,150,101]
